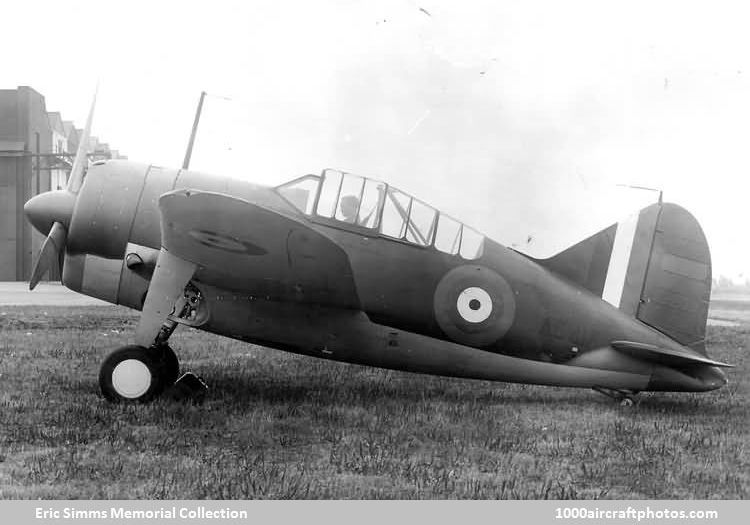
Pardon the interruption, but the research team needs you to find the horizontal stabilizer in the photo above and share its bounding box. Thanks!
[611,340,733,368]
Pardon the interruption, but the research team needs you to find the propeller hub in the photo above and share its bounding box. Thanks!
[24,190,76,235]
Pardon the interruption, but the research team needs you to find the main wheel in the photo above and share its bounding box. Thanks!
[99,345,165,403]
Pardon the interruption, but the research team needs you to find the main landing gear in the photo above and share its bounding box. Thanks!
[98,260,207,404]
[99,308,184,403]
[592,386,638,407]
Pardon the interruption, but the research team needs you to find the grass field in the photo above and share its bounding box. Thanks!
[0,302,747,499]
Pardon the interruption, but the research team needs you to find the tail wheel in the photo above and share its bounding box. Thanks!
[99,345,165,403]
[156,344,180,386]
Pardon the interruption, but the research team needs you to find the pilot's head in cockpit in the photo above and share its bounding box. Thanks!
[339,195,360,223]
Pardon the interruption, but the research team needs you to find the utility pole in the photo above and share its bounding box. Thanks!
[182,91,206,170]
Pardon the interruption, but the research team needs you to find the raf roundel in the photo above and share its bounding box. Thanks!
[434,265,516,347]
[456,286,493,323]
[187,229,268,255]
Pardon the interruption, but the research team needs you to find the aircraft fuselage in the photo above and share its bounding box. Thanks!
[42,160,726,394]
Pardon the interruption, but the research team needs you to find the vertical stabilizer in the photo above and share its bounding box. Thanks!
[537,203,711,354]
[601,205,661,315]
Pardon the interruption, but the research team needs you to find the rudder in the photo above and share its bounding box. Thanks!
[636,203,711,355]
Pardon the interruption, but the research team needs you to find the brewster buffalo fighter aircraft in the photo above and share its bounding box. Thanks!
[24,97,730,404]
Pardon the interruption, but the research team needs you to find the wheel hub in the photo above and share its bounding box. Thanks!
[111,359,152,398]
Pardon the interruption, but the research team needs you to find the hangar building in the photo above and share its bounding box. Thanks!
[0,86,124,281]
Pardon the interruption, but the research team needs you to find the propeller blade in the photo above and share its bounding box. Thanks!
[28,86,97,291]
[67,87,98,194]
[29,221,67,290]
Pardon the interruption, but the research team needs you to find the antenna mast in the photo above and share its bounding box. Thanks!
[182,91,206,170]
[617,184,663,204]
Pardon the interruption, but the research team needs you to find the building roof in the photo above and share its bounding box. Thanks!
[62,120,76,137]
[63,121,78,153]
[1,86,125,158]
[47,111,65,135]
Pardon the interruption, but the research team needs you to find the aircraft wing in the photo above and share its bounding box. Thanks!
[156,189,360,309]
[611,340,733,368]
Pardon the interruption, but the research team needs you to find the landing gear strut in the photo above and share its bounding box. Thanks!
[99,282,205,404]
[592,386,638,406]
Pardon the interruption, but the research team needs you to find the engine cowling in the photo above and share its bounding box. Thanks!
[62,160,151,304]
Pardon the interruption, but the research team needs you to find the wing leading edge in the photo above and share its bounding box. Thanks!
[157,189,360,309]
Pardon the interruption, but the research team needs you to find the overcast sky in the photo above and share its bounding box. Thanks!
[2,0,748,280]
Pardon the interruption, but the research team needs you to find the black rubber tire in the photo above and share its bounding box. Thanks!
[99,345,165,403]
[155,344,180,386]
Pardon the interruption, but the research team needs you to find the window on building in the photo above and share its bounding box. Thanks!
[276,175,320,214]
[434,214,462,255]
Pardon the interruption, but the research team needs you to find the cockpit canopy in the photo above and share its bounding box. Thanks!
[276,169,484,260]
